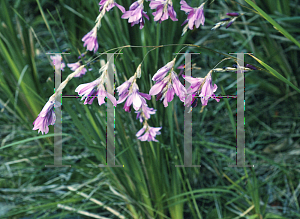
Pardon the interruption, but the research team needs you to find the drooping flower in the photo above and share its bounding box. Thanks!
[75,78,117,106]
[121,0,149,29]
[32,99,56,135]
[180,0,205,36]
[150,0,178,23]
[82,27,99,53]
[67,62,88,77]
[116,75,135,98]
[99,0,125,13]
[50,55,65,71]
[136,124,162,142]
[150,71,186,107]
[182,74,204,109]
[182,74,205,94]
[182,71,220,112]
[135,104,157,123]
[150,59,186,107]
[117,82,151,112]
[152,58,176,81]
[75,62,117,106]
[199,72,220,105]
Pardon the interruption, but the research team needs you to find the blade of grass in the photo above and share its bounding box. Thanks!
[249,54,300,93]
[244,0,300,48]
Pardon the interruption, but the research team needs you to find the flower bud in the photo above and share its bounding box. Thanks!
[226,21,233,29]
[78,53,85,59]
[220,18,230,21]
[226,12,239,16]
[246,64,257,70]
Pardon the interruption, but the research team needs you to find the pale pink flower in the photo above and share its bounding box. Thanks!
[67,62,87,77]
[116,76,135,97]
[182,75,205,94]
[32,100,56,135]
[180,0,205,35]
[135,104,156,123]
[152,58,176,81]
[50,56,65,71]
[121,0,149,29]
[136,125,162,142]
[150,0,178,23]
[82,27,99,53]
[199,72,219,105]
[99,0,125,13]
[183,72,219,108]
[75,78,117,106]
[150,63,186,107]
[117,82,151,112]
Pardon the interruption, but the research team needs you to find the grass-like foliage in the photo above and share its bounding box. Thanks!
[0,0,299,218]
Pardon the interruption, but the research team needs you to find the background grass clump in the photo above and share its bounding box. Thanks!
[0,0,299,218]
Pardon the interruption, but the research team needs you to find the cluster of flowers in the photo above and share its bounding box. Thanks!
[33,0,249,142]
[82,0,243,53]
[82,0,209,53]
[34,53,240,142]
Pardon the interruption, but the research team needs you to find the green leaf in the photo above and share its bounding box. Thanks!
[244,0,300,48]
[0,133,71,150]
[249,54,300,94]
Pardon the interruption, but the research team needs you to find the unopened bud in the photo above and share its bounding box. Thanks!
[226,21,233,29]
[220,18,230,21]
[226,12,239,16]
[246,64,257,70]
